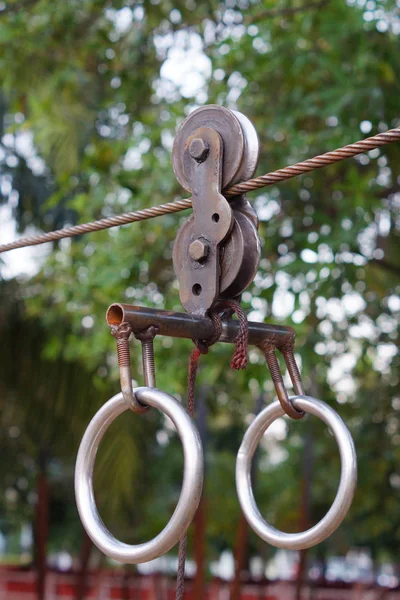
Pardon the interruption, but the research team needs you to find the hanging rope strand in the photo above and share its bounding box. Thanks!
[1,126,399,254]
[175,306,249,598]
[175,313,222,600]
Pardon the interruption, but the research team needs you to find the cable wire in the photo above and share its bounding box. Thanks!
[1,126,399,254]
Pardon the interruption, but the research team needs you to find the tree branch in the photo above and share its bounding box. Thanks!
[371,258,400,277]
[246,0,331,24]
[0,0,39,16]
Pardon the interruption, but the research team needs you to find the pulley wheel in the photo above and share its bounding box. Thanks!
[231,110,260,184]
[173,206,261,300]
[172,105,259,192]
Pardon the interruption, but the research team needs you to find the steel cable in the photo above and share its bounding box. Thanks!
[1,126,399,254]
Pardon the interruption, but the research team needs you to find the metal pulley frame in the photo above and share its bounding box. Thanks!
[171,105,261,317]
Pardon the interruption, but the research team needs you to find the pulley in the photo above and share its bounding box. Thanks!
[172,105,259,192]
[74,104,358,573]
[171,105,261,317]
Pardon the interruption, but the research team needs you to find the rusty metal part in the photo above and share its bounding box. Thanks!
[173,196,261,302]
[2,126,400,255]
[109,322,148,414]
[257,340,304,420]
[231,110,260,184]
[107,305,304,421]
[172,105,245,192]
[282,343,305,396]
[176,126,234,316]
[172,106,260,316]
[188,138,209,162]
[189,238,209,262]
[106,304,295,350]
[231,194,258,228]
[172,105,259,193]
[134,326,159,388]
[220,197,260,299]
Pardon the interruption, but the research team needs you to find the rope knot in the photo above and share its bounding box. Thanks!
[193,312,223,355]
[218,299,249,370]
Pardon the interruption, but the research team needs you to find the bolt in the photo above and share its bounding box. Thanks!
[140,338,156,388]
[189,239,209,261]
[282,345,305,396]
[135,325,159,388]
[189,138,209,162]
[110,322,148,414]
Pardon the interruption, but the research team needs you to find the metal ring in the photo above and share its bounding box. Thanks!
[75,386,203,563]
[236,396,357,550]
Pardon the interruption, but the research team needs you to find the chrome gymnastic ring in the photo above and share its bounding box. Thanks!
[236,395,357,550]
[75,386,203,563]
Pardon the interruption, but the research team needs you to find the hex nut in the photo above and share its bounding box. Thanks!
[188,138,209,162]
[189,239,209,261]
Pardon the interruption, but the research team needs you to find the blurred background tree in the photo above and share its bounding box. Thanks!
[0,0,399,599]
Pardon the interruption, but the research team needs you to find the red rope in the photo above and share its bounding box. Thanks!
[175,302,249,599]
[217,299,249,370]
